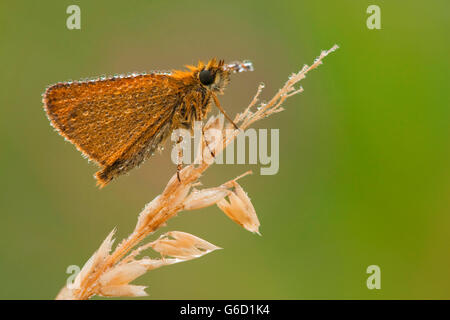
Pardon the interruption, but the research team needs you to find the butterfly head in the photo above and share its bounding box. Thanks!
[196,58,230,94]
[174,58,253,95]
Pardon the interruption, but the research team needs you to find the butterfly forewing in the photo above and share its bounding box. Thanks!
[43,74,182,166]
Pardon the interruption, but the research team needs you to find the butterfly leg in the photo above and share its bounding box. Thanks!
[175,135,184,182]
[211,93,239,130]
[202,125,216,159]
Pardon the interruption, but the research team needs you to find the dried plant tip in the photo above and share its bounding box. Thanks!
[72,228,116,291]
[150,231,221,259]
[217,182,260,234]
[99,284,147,297]
[135,195,162,232]
[99,261,148,287]
[93,228,116,267]
[184,187,230,210]
[139,257,183,271]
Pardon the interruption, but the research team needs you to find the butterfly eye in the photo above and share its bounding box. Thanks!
[199,69,215,86]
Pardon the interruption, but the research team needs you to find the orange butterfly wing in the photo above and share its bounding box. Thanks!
[43,74,188,185]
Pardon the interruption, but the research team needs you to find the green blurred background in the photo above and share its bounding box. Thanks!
[0,0,449,299]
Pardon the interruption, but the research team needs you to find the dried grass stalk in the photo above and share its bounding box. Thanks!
[56,45,339,300]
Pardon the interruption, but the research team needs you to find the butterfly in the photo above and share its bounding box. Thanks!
[43,59,253,187]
